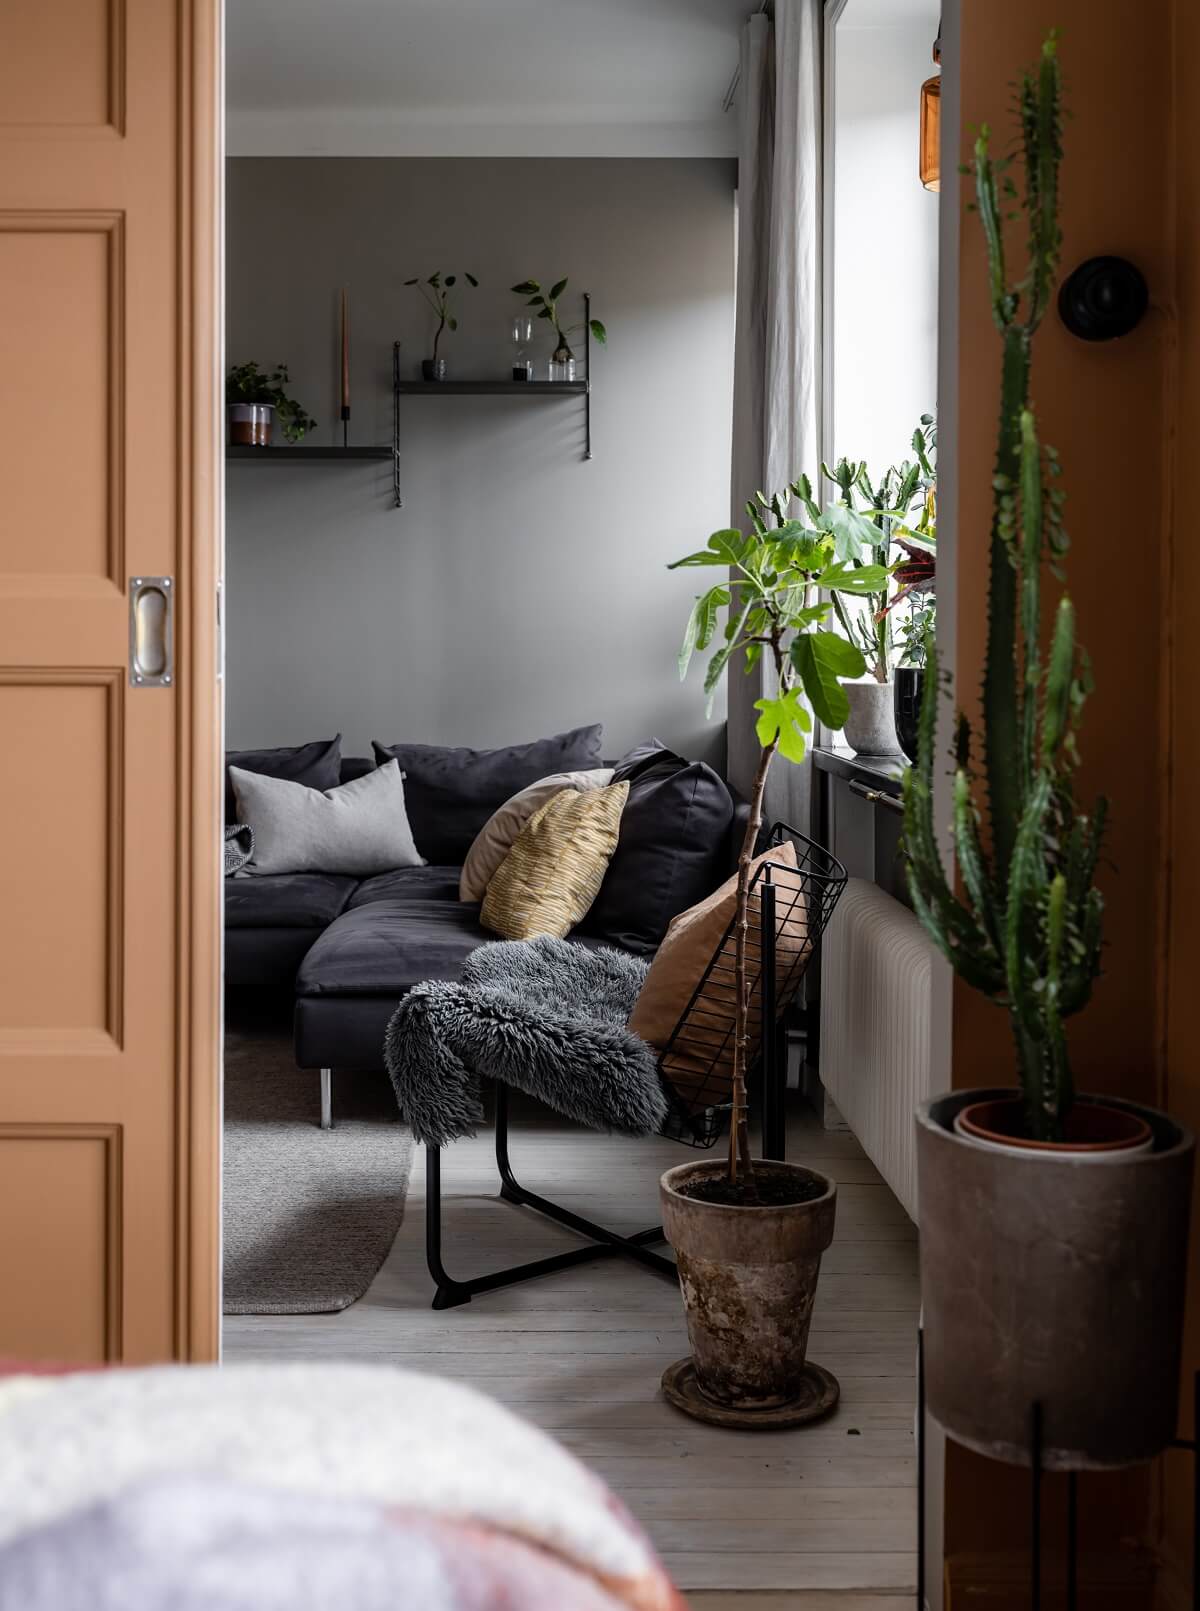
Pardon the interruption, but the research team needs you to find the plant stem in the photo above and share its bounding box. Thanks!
[728,625,789,1187]
[729,736,776,1183]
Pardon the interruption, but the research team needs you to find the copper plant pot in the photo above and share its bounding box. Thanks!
[917,1088,1195,1469]
[955,1095,1152,1154]
[228,402,274,447]
[659,1159,836,1412]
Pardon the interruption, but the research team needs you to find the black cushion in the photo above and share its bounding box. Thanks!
[579,747,734,954]
[296,898,492,998]
[227,927,322,997]
[610,738,680,784]
[224,871,357,931]
[348,865,463,909]
[225,736,342,823]
[370,724,603,864]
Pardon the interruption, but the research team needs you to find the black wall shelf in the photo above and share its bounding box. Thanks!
[225,295,595,508]
[391,291,595,507]
[394,380,587,396]
[227,444,393,462]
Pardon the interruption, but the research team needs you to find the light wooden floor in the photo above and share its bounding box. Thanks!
[224,1085,920,1601]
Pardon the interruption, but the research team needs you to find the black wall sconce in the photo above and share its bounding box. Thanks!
[1058,256,1149,341]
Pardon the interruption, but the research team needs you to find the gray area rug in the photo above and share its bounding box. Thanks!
[223,1035,414,1315]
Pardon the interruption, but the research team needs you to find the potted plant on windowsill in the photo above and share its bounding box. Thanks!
[661,484,889,1421]
[880,443,937,763]
[906,36,1194,1470]
[404,271,478,381]
[226,362,316,448]
[825,419,936,757]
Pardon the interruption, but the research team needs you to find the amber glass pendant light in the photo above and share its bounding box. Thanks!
[919,34,941,191]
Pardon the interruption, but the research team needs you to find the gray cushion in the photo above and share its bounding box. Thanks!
[230,760,422,877]
[370,725,604,864]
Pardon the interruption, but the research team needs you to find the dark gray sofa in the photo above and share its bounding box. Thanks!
[225,748,747,1101]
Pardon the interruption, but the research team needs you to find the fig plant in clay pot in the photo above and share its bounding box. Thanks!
[662,480,888,1426]
[905,36,1194,1470]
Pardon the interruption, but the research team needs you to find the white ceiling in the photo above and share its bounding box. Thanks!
[226,0,759,159]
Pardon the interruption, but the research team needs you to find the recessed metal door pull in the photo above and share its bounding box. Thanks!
[129,576,174,687]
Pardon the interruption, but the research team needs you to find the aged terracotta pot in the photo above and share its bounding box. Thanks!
[917,1087,1195,1470]
[659,1159,836,1411]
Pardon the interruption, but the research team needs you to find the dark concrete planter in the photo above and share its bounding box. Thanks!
[660,1159,837,1412]
[917,1087,1195,1470]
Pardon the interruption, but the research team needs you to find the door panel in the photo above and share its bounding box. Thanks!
[0,1125,121,1360]
[0,0,220,1362]
[0,0,123,133]
[0,674,122,1044]
[0,215,122,588]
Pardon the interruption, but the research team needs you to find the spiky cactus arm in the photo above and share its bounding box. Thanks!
[903,35,1108,1143]
[977,38,1064,883]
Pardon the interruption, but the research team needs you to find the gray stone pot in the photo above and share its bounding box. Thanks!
[917,1087,1195,1470]
[841,678,902,756]
[659,1159,836,1410]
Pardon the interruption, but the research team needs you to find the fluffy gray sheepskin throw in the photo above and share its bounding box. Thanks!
[383,936,665,1148]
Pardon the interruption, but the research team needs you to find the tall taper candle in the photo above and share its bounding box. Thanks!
[339,288,350,447]
[340,289,350,407]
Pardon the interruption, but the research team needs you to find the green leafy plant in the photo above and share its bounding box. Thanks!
[510,278,606,363]
[825,415,937,679]
[671,486,889,1186]
[404,271,479,362]
[225,361,316,443]
[903,35,1106,1142]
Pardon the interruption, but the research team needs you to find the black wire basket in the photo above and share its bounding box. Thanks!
[656,822,848,1149]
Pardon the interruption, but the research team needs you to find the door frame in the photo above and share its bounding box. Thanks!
[178,0,224,1360]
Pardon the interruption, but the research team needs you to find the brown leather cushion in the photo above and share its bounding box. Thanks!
[628,841,807,1107]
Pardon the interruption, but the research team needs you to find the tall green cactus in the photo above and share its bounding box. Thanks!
[903,36,1107,1142]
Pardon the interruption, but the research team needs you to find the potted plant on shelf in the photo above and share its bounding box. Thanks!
[510,278,606,380]
[226,361,317,447]
[404,270,478,381]
[823,420,935,756]
[661,482,889,1422]
[906,35,1193,1470]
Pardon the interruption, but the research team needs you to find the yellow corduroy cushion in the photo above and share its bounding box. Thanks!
[481,782,630,940]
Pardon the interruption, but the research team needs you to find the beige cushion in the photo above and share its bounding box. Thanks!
[481,782,630,940]
[627,841,806,1107]
[459,768,614,902]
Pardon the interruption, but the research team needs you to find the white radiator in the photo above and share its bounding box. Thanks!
[818,877,936,1222]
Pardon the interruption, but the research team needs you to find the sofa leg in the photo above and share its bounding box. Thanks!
[320,1067,333,1130]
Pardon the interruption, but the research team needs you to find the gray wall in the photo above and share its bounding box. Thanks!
[225,158,735,765]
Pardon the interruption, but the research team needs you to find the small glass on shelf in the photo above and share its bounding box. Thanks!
[510,316,533,382]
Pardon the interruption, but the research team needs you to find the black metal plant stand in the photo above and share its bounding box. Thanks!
[916,1330,1200,1610]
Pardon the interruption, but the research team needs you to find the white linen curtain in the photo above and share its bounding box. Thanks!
[727,0,822,833]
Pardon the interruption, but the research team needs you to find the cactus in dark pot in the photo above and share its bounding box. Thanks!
[903,35,1107,1143]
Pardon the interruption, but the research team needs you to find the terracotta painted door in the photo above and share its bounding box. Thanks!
[0,0,221,1361]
